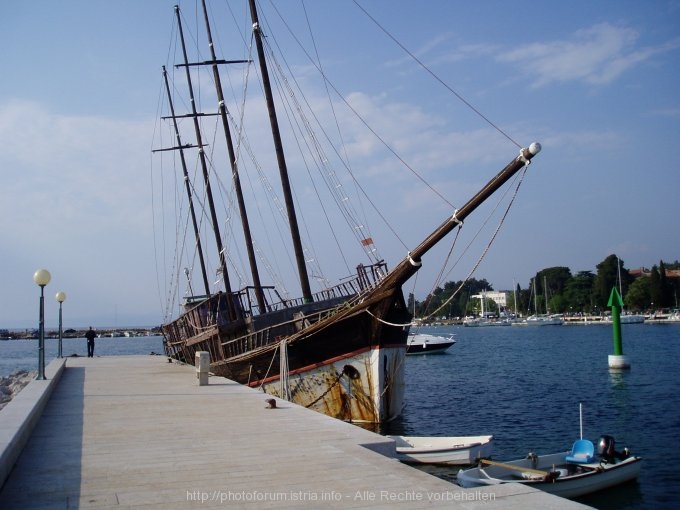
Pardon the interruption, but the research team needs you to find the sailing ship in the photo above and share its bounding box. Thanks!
[153,0,541,425]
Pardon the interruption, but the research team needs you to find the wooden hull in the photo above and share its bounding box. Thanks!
[457,451,641,499]
[161,280,410,424]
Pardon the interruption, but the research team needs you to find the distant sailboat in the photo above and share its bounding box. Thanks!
[604,257,644,324]
[524,276,563,326]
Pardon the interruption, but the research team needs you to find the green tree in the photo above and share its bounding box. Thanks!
[563,271,595,314]
[593,254,621,308]
[417,278,492,318]
[407,293,415,316]
[625,277,650,311]
[649,265,662,310]
[659,260,673,307]
[531,267,571,313]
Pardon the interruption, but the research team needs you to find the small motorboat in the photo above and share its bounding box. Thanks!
[406,333,456,355]
[389,435,493,465]
[456,435,641,499]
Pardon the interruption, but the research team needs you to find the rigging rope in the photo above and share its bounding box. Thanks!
[421,162,530,320]
[352,0,522,150]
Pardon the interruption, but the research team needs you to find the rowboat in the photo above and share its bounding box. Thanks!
[456,435,641,499]
[389,435,493,465]
[406,333,456,355]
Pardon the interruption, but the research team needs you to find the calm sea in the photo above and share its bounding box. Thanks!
[0,336,165,377]
[2,327,678,508]
[384,323,680,509]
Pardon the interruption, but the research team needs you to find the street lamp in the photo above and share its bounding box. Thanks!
[56,291,66,358]
[33,269,51,380]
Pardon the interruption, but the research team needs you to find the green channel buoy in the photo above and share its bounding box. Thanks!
[607,287,630,369]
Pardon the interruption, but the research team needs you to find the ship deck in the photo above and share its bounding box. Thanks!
[0,355,589,509]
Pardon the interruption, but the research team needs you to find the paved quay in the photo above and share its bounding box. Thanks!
[0,355,590,509]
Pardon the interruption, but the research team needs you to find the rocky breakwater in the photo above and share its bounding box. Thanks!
[0,370,36,411]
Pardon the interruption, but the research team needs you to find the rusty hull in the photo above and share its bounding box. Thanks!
[259,346,405,424]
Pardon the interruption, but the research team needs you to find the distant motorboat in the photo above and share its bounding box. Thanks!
[406,333,456,355]
[390,435,493,465]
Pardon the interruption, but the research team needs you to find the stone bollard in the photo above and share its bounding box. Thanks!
[195,351,210,386]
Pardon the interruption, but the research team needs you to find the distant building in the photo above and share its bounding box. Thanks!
[629,267,680,279]
[471,291,507,309]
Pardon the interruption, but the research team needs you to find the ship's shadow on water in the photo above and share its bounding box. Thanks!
[380,324,680,510]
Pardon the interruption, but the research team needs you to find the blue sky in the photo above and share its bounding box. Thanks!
[1,0,679,328]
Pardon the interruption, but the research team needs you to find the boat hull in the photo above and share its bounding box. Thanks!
[257,345,405,424]
[390,435,493,465]
[161,280,410,424]
[457,452,641,499]
[524,315,564,326]
[406,333,455,355]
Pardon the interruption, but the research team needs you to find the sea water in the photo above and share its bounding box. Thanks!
[0,335,164,377]
[384,323,680,509]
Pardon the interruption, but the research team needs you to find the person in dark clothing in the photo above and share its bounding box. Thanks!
[85,327,96,357]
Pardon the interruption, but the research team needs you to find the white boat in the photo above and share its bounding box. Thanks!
[603,312,645,324]
[523,275,563,325]
[463,317,512,327]
[524,314,564,326]
[389,435,493,465]
[457,435,641,499]
[406,333,456,355]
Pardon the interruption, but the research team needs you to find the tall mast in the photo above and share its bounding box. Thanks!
[156,66,211,297]
[248,0,313,303]
[175,5,237,320]
[199,0,267,314]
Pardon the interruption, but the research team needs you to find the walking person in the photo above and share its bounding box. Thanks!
[85,327,96,358]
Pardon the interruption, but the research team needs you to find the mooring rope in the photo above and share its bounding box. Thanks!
[365,309,415,328]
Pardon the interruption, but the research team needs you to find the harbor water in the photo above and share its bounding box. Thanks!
[0,336,164,378]
[2,326,678,508]
[385,323,680,509]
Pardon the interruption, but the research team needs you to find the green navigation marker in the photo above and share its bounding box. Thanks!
[607,286,630,369]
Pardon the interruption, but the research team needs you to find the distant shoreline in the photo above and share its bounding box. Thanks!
[0,327,161,340]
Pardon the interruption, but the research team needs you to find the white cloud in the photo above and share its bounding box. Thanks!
[498,23,680,87]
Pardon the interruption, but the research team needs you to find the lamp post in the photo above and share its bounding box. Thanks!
[33,269,51,380]
[56,291,66,358]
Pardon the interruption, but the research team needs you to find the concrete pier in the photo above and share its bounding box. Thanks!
[0,356,589,509]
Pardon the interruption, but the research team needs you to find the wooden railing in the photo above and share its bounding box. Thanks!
[162,261,389,357]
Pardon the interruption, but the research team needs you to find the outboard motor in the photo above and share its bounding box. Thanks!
[597,435,616,462]
[598,435,630,463]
